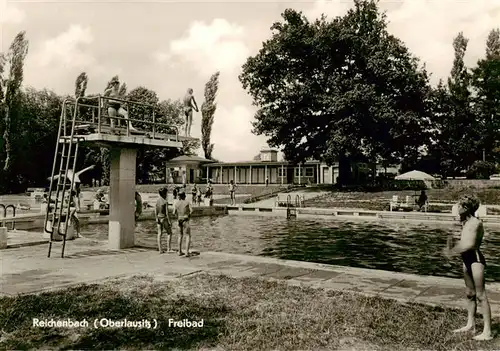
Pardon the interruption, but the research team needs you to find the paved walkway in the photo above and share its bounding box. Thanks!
[2,239,500,316]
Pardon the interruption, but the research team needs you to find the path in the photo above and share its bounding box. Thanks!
[2,239,500,317]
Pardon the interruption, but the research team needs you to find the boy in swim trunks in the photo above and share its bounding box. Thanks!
[173,189,193,256]
[155,187,174,254]
[445,195,492,340]
[229,180,236,205]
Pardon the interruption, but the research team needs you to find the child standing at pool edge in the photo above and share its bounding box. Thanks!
[173,189,193,256]
[155,187,174,254]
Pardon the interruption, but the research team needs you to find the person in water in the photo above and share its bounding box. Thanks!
[103,77,138,132]
[155,187,174,254]
[445,195,492,341]
[173,189,193,256]
[182,88,198,137]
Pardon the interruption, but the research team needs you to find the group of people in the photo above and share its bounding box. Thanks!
[104,77,198,137]
[171,182,214,206]
[155,186,193,256]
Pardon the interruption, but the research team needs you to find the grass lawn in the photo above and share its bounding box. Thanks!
[1,273,499,350]
[303,187,500,213]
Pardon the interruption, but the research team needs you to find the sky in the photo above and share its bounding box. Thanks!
[1,0,500,162]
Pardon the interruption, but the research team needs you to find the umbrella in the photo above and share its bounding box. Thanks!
[395,170,436,181]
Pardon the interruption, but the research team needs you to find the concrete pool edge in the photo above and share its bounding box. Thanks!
[225,205,500,226]
[2,243,500,317]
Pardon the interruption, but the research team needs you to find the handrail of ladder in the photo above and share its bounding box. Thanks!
[295,194,302,208]
[58,97,80,237]
[286,194,292,208]
[45,99,70,235]
[46,98,80,240]
[0,204,17,230]
[65,96,180,142]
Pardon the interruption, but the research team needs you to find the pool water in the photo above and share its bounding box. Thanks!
[80,215,500,282]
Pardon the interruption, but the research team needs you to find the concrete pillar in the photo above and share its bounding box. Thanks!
[265,165,268,184]
[250,165,253,184]
[298,164,301,185]
[109,147,137,250]
[234,166,237,183]
[281,164,284,185]
[220,166,223,184]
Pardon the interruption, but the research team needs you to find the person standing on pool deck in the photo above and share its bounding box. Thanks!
[173,189,193,256]
[191,184,198,205]
[229,180,236,205]
[155,187,174,254]
[445,195,492,341]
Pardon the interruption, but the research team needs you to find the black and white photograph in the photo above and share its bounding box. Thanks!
[1,0,500,349]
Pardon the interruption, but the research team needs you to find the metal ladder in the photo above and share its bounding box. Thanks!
[286,194,303,219]
[45,98,82,258]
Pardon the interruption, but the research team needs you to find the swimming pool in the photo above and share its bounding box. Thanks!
[80,215,500,282]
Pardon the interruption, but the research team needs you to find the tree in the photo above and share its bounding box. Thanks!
[471,28,500,164]
[0,31,29,172]
[74,72,88,98]
[201,71,220,160]
[441,32,480,173]
[239,1,431,185]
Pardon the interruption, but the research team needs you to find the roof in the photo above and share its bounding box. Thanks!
[204,160,321,167]
[167,155,214,163]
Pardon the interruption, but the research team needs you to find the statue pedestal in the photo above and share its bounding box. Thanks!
[108,147,137,250]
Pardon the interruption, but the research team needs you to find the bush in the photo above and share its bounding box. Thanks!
[466,161,497,179]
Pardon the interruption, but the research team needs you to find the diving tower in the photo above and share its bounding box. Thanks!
[45,95,197,257]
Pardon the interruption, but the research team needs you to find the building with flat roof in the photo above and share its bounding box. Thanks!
[165,150,340,185]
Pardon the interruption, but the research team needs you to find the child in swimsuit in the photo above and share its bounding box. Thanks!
[445,195,492,341]
[173,189,193,256]
[155,187,173,254]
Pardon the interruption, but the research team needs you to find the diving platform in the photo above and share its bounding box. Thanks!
[59,125,197,148]
[45,95,199,257]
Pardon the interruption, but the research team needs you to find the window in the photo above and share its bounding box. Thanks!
[278,167,287,177]
[294,167,314,177]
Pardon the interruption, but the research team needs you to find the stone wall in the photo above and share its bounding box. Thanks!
[443,180,500,189]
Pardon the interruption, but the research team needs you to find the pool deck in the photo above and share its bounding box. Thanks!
[2,238,500,317]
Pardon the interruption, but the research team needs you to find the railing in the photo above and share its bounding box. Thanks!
[61,95,180,142]
[0,204,16,230]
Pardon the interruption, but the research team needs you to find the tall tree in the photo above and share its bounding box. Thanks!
[443,32,480,172]
[239,1,431,185]
[74,72,88,98]
[471,28,500,165]
[201,71,220,160]
[0,31,29,172]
